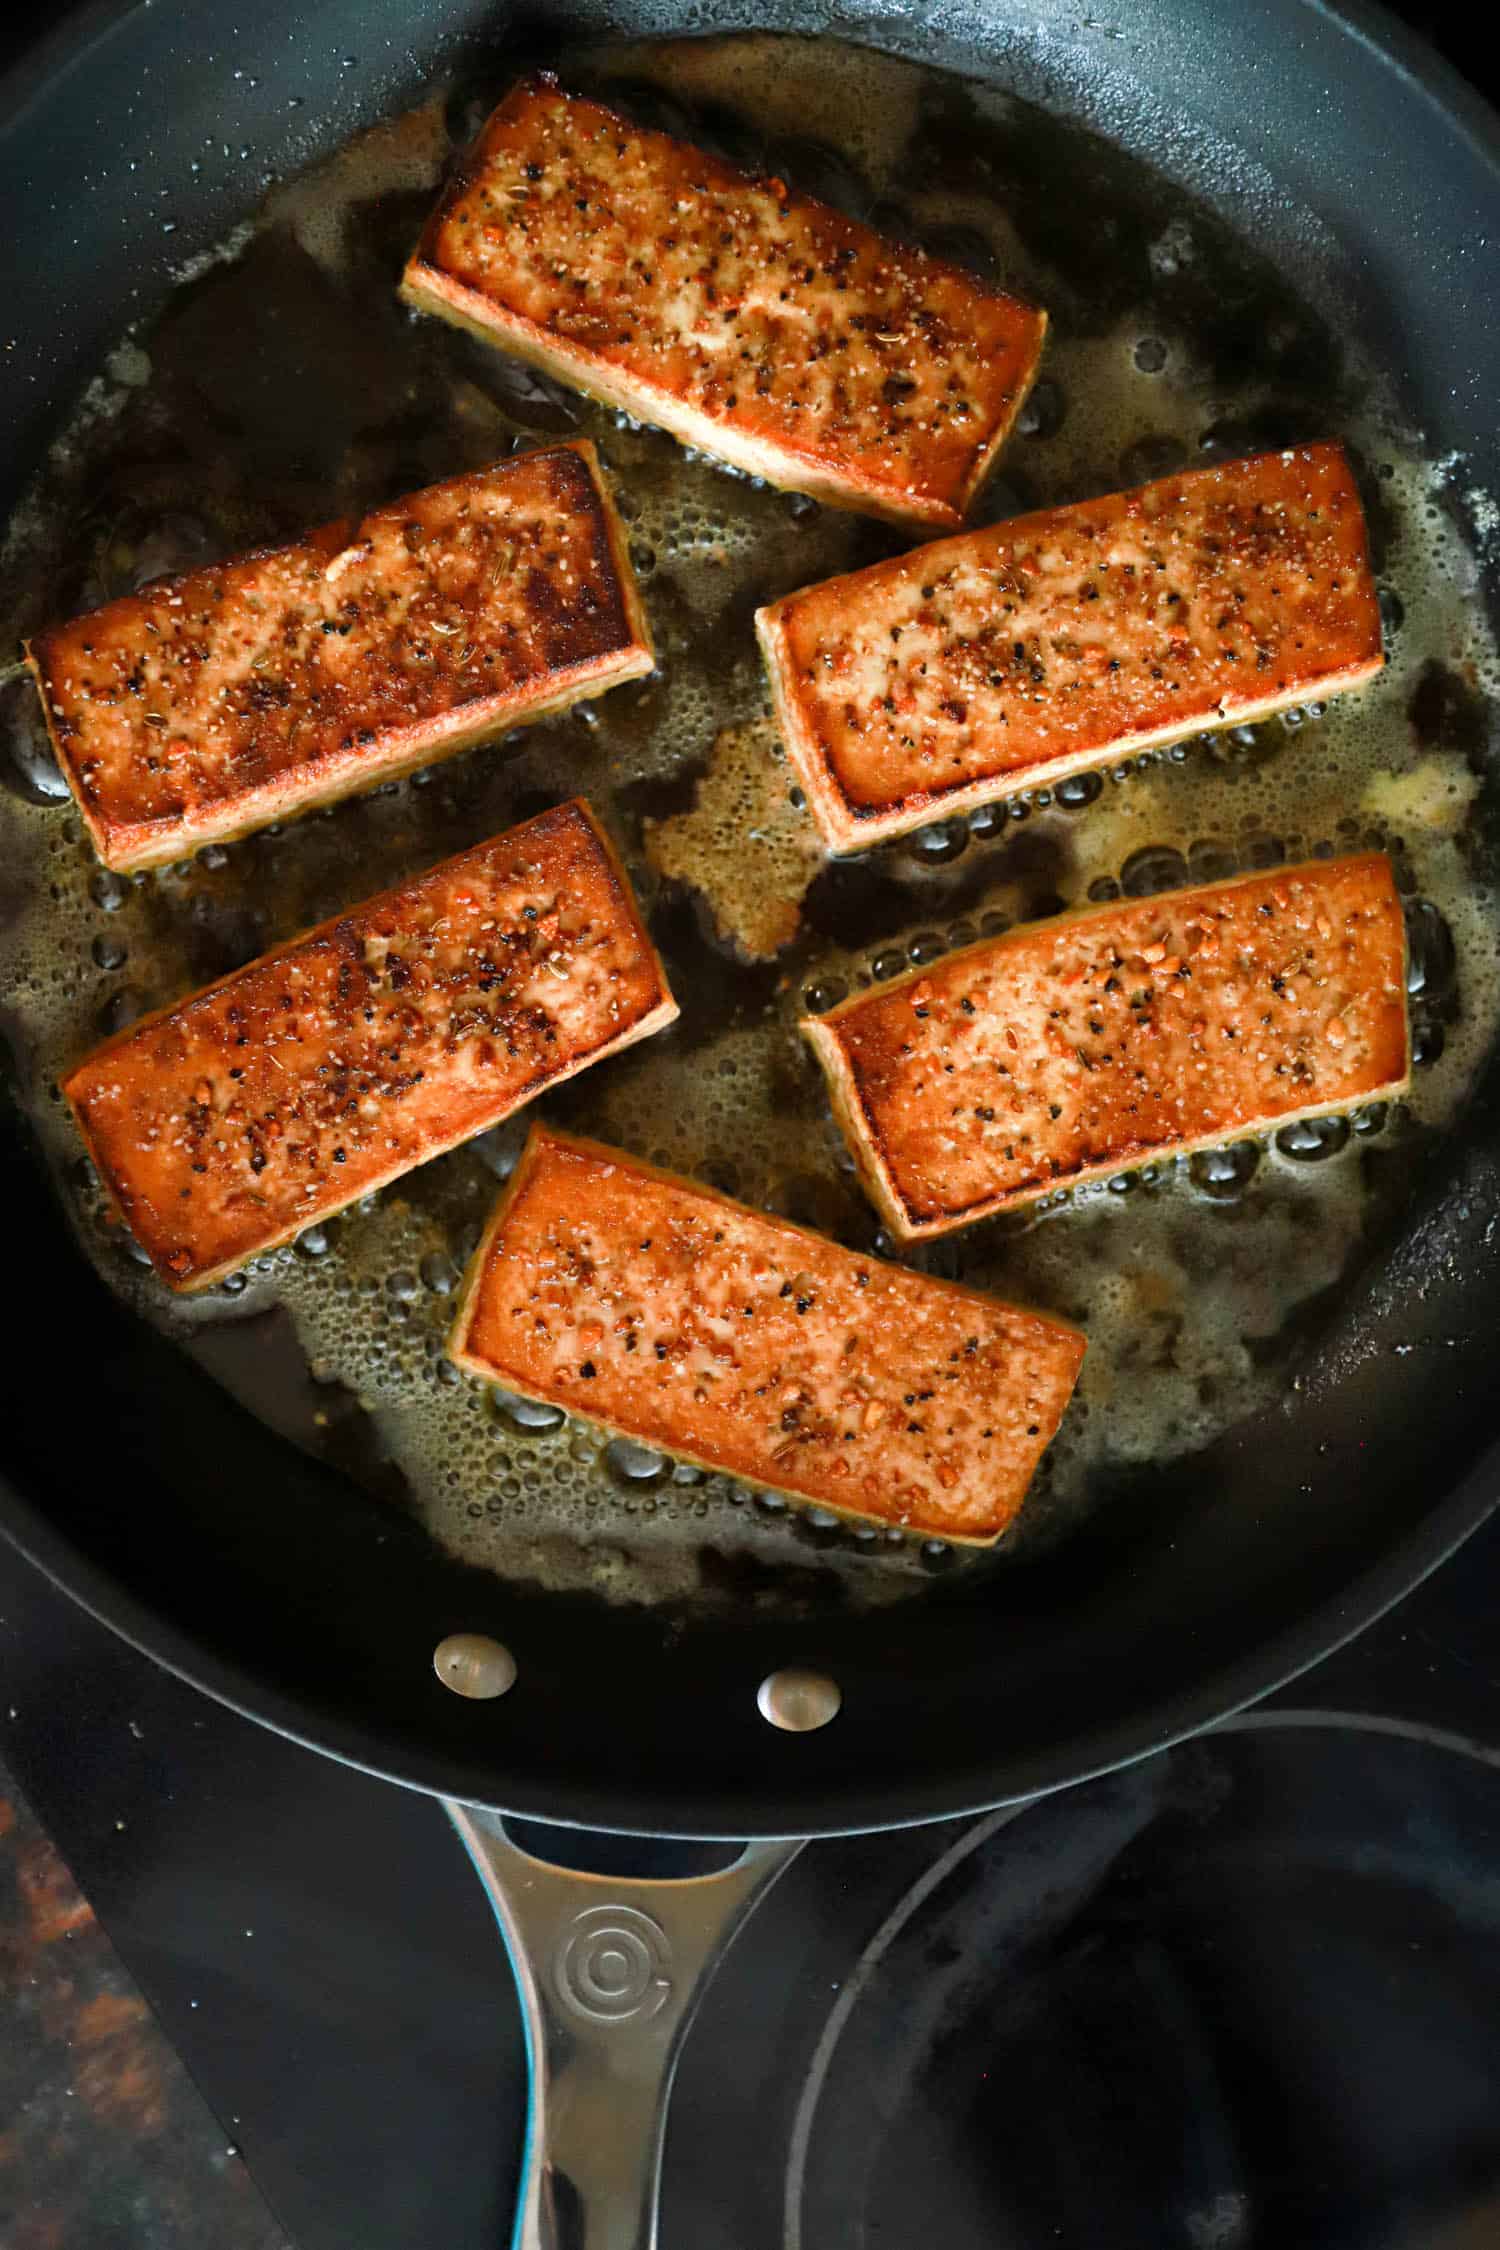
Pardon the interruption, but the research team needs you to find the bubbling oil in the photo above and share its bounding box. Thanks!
[1,33,1497,1610]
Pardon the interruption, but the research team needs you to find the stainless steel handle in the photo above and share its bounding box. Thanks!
[449,1805,801,2250]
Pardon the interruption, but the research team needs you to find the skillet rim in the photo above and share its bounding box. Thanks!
[3,1434,1499,1836]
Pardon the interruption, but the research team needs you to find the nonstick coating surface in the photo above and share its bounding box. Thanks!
[2,0,1499,1836]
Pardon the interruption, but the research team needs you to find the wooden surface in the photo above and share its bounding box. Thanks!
[0,1755,288,2250]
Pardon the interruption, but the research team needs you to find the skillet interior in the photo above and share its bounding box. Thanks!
[1,0,1499,1836]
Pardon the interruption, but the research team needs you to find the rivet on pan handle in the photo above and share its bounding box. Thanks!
[450,1806,801,2250]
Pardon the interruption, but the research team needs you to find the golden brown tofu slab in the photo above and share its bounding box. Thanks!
[804,855,1409,1240]
[402,76,1047,532]
[26,442,652,873]
[757,444,1383,851]
[449,1125,1084,1543]
[63,801,676,1290]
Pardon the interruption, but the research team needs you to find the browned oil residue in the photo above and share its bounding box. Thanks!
[645,718,826,958]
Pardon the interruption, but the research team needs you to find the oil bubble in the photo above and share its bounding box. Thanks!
[99,987,147,1034]
[908,817,968,865]
[801,1507,844,1542]
[1187,839,1237,883]
[1188,1141,1260,1200]
[471,1118,530,1181]
[420,1251,458,1295]
[1405,900,1457,1005]
[1054,771,1104,811]
[606,1437,668,1487]
[1275,1116,1351,1163]
[491,1389,565,1436]
[2,684,71,805]
[1244,834,1287,870]
[1121,845,1189,897]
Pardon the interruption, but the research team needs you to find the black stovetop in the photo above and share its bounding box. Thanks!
[4,1503,1500,2250]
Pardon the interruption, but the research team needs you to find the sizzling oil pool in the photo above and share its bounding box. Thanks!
[1,33,1497,1610]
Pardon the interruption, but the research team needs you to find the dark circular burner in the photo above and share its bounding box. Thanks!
[667,1719,1500,2250]
[795,1722,1500,2250]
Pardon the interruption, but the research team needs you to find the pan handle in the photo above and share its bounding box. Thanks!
[449,1805,801,2250]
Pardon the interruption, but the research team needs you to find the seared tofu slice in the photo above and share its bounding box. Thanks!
[63,801,675,1291]
[26,442,652,873]
[449,1125,1084,1543]
[804,855,1408,1240]
[757,444,1383,851]
[402,76,1046,532]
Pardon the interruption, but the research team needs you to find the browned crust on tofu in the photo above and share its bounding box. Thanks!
[25,442,653,873]
[401,75,1047,532]
[757,444,1384,851]
[803,855,1410,1240]
[449,1124,1084,1543]
[62,801,677,1291]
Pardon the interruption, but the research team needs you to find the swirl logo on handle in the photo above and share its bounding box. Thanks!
[553,1904,673,2023]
